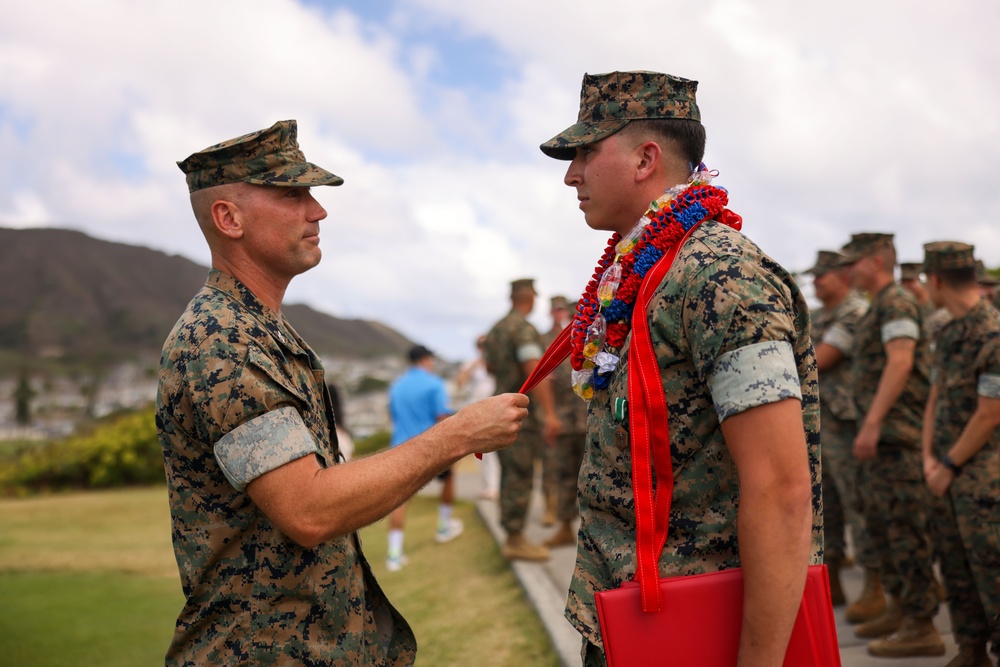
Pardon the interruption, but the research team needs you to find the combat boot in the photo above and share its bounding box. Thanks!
[855,596,903,638]
[944,642,993,667]
[541,493,557,527]
[826,559,846,606]
[867,616,945,657]
[501,532,550,562]
[544,520,576,548]
[846,569,886,623]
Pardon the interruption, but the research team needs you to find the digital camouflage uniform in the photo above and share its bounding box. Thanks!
[810,288,875,568]
[157,270,415,666]
[484,299,545,534]
[541,323,588,523]
[565,221,824,652]
[158,121,415,666]
[926,244,1000,652]
[850,280,937,619]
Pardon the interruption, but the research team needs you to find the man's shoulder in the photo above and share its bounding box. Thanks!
[670,222,795,301]
[831,293,869,324]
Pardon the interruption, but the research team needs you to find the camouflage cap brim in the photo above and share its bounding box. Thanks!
[540,119,630,160]
[243,161,344,188]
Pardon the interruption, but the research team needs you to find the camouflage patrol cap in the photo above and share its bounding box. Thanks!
[976,259,999,286]
[177,120,343,193]
[511,278,537,296]
[899,262,924,281]
[540,71,701,160]
[550,295,570,311]
[803,250,847,276]
[838,233,895,264]
[923,241,975,273]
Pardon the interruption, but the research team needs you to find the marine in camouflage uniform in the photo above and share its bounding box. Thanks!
[159,121,527,666]
[841,232,943,657]
[483,278,556,561]
[803,251,874,600]
[540,71,822,667]
[923,242,1000,664]
[540,296,588,548]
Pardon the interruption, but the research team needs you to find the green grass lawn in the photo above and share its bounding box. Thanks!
[0,486,559,666]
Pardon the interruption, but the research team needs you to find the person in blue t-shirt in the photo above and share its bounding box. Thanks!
[385,345,465,570]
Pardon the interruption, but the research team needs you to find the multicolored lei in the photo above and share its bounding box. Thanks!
[569,168,742,400]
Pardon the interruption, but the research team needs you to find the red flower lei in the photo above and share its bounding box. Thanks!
[570,183,742,378]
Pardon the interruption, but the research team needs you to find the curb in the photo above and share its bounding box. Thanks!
[475,498,582,667]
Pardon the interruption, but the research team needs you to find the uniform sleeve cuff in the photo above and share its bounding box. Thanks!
[708,341,802,422]
[881,319,920,343]
[214,406,319,491]
[822,323,854,354]
[978,373,1000,399]
[516,343,543,363]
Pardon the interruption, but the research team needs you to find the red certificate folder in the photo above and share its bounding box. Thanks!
[595,564,842,667]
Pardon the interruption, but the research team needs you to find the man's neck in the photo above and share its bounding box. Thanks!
[212,255,288,314]
[942,287,982,319]
[865,272,895,299]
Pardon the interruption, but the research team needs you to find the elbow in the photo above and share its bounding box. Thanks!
[282,518,328,549]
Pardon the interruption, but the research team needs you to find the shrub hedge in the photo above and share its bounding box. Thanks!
[0,410,164,494]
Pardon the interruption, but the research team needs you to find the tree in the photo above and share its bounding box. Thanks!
[13,367,35,426]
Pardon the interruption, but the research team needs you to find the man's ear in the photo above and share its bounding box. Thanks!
[211,199,244,240]
[634,141,662,184]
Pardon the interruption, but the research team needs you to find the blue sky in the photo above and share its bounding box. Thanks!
[1,0,998,359]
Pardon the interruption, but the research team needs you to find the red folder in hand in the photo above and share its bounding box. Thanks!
[595,564,841,667]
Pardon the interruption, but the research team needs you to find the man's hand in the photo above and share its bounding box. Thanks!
[853,420,880,460]
[447,393,529,455]
[924,460,954,497]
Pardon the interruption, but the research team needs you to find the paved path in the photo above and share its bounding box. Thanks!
[434,461,961,667]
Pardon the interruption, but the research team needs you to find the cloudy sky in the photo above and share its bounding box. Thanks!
[2,0,998,360]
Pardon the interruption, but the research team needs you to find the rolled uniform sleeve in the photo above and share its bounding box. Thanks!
[215,406,319,491]
[978,374,1000,399]
[823,322,855,354]
[684,256,803,423]
[709,342,802,422]
[189,337,322,489]
[882,318,920,343]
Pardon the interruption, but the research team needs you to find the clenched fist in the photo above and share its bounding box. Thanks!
[445,393,530,455]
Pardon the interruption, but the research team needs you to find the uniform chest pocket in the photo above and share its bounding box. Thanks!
[220,344,312,432]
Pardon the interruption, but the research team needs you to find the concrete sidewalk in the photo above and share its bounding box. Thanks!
[439,462,962,667]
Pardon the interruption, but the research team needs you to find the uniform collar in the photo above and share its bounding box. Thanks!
[205,269,307,357]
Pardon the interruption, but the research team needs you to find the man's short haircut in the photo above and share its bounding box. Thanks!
[929,266,977,288]
[408,345,434,363]
[874,245,896,270]
[619,119,706,168]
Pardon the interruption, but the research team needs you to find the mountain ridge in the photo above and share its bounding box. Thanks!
[0,227,412,373]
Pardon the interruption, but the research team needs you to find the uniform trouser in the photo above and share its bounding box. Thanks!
[583,639,608,667]
[931,463,1000,651]
[821,408,877,568]
[543,431,586,522]
[498,427,543,534]
[861,445,939,618]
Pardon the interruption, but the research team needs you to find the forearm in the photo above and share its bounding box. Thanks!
[249,394,527,546]
[309,422,466,532]
[948,405,1000,465]
[921,386,938,460]
[735,478,812,666]
[864,355,912,427]
[720,400,813,666]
